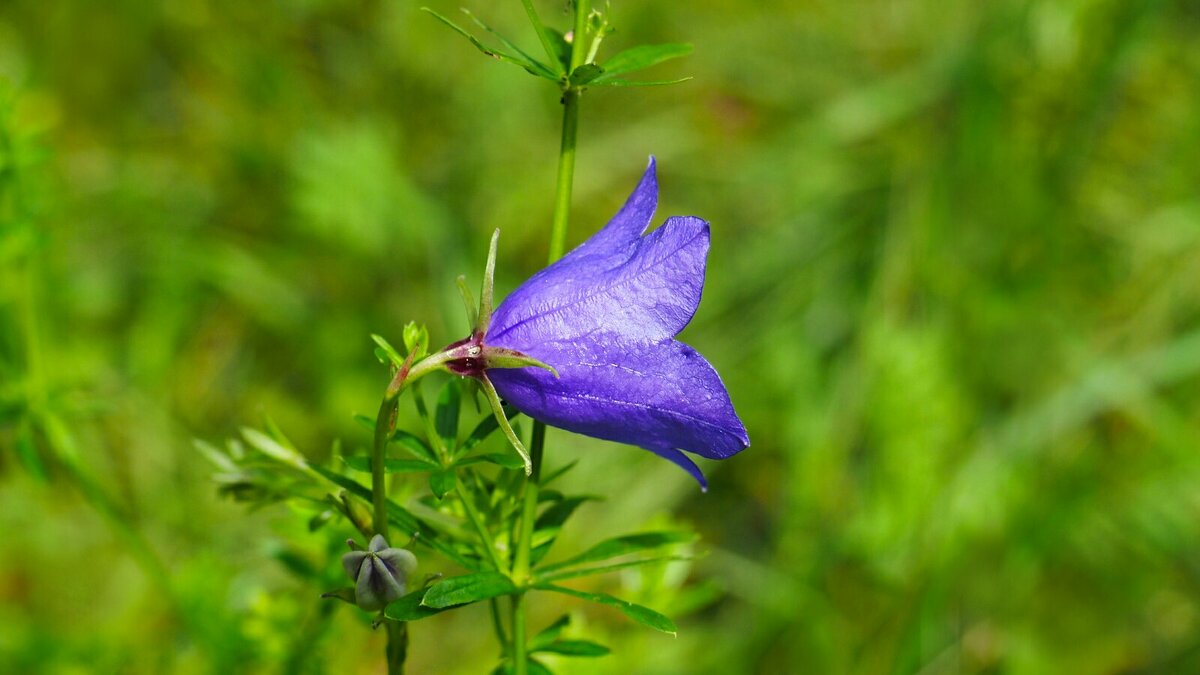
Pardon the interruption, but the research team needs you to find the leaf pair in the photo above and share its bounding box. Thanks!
[385,528,691,635]
[385,572,675,635]
[424,7,693,89]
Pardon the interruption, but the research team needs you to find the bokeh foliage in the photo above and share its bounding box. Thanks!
[2,0,1200,673]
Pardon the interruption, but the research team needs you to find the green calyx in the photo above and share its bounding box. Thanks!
[374,229,557,475]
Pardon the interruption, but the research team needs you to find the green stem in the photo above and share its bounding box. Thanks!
[570,0,591,71]
[456,477,508,573]
[372,396,397,541]
[490,598,509,645]
[511,424,547,673]
[511,4,589,673]
[385,622,408,675]
[374,390,408,674]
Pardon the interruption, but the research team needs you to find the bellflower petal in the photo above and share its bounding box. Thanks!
[485,158,749,487]
[490,160,702,345]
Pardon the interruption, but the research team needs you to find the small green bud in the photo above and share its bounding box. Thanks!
[402,322,430,360]
[341,535,418,612]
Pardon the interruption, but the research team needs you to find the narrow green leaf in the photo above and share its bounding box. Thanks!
[429,469,456,499]
[529,614,571,651]
[312,467,478,570]
[194,438,237,473]
[595,43,692,79]
[385,588,452,621]
[422,8,559,81]
[455,275,478,331]
[393,430,438,464]
[371,333,406,368]
[356,414,439,463]
[458,414,499,455]
[532,640,611,657]
[545,28,572,72]
[536,555,693,583]
[456,452,527,470]
[530,496,597,565]
[591,76,693,87]
[241,427,308,471]
[461,9,558,80]
[538,532,695,573]
[435,379,461,450]
[569,63,605,87]
[343,456,436,473]
[535,496,594,530]
[534,584,677,635]
[540,459,578,487]
[422,571,518,608]
[478,229,499,331]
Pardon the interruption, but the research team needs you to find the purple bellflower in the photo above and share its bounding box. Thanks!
[426,159,749,489]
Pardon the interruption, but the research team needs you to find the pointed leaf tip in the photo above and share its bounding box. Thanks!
[478,229,500,333]
[455,275,478,330]
[480,374,532,474]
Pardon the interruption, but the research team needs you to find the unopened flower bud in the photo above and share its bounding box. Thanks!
[341,535,417,611]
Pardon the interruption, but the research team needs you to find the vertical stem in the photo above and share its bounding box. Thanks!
[511,3,590,673]
[374,395,407,674]
[386,622,408,675]
[511,424,546,673]
[570,0,592,72]
[547,91,580,262]
[372,396,397,542]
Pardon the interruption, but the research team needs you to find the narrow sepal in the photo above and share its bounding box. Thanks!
[479,373,532,475]
[478,229,500,333]
[483,347,559,377]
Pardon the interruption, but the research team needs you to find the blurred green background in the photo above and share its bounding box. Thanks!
[3,0,1200,673]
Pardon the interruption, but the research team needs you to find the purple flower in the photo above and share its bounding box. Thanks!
[449,158,749,489]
